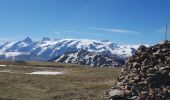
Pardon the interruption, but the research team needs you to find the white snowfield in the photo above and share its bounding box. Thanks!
[27,71,63,75]
[0,65,7,66]
[0,37,147,61]
[0,52,29,57]
[0,70,64,75]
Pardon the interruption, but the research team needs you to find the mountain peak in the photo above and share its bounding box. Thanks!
[22,37,32,43]
[41,37,51,42]
[50,50,125,67]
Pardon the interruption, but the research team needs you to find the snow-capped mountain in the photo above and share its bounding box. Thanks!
[0,37,141,66]
[49,50,125,67]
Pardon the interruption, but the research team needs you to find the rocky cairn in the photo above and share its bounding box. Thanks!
[106,41,170,100]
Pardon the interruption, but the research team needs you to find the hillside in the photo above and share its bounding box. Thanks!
[50,50,125,67]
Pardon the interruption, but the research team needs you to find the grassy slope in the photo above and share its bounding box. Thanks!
[0,61,121,100]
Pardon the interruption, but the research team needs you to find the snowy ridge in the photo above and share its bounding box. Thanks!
[49,50,125,67]
[0,37,142,63]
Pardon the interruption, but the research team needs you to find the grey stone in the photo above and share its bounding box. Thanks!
[142,59,149,66]
[128,96,138,99]
[161,70,168,75]
[147,68,156,73]
[109,89,124,97]
[164,66,170,70]
[116,82,124,87]
[133,62,140,68]
[141,66,148,72]
[147,74,157,77]
[145,77,152,83]
[138,81,147,86]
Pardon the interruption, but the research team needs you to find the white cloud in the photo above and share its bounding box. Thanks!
[63,30,98,35]
[91,27,140,35]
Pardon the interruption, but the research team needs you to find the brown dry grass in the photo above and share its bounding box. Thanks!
[0,61,121,100]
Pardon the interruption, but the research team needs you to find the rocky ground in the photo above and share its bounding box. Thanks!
[106,40,170,100]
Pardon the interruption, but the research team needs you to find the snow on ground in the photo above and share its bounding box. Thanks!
[0,42,16,52]
[0,65,7,66]
[0,68,63,75]
[27,71,63,75]
[0,70,13,73]
[0,52,29,57]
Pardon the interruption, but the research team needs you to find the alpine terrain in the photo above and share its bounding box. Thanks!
[0,37,141,67]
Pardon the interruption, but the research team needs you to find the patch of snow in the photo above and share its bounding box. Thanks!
[18,42,29,47]
[28,71,63,75]
[0,42,16,52]
[0,65,7,66]
[55,55,65,62]
[0,52,29,57]
[67,40,78,47]
[0,70,13,73]
[65,53,78,63]
[38,41,58,47]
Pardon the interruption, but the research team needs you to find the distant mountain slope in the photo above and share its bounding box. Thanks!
[49,50,125,67]
[0,37,141,65]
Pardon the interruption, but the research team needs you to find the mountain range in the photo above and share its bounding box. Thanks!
[0,37,142,67]
[49,50,127,67]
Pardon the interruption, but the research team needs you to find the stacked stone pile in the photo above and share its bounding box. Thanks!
[107,41,170,100]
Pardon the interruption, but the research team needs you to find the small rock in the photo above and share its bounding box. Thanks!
[142,59,149,66]
[109,89,124,97]
[134,76,140,81]
[145,77,152,83]
[116,82,124,87]
[141,66,148,72]
[147,68,156,74]
[128,96,138,99]
[138,81,147,86]
[133,62,140,68]
[162,88,168,94]
[125,84,132,90]
[124,89,132,95]
[161,70,168,75]
[147,74,157,77]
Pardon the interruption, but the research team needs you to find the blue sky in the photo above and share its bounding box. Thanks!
[0,0,170,44]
